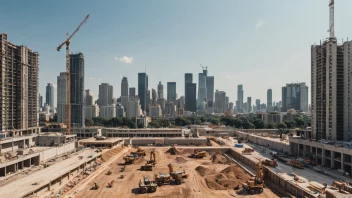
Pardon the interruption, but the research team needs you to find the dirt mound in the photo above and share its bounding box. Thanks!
[101,146,123,162]
[175,157,187,164]
[212,153,228,164]
[165,147,179,155]
[220,165,249,180]
[201,162,212,165]
[195,166,215,176]
[178,148,194,154]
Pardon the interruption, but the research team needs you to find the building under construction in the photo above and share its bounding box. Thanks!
[0,33,39,133]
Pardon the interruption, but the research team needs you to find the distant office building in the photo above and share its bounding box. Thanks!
[129,87,136,98]
[128,98,142,117]
[225,97,229,112]
[157,98,166,113]
[85,105,99,119]
[57,72,67,123]
[247,97,252,112]
[70,53,85,128]
[267,89,272,112]
[165,102,176,115]
[116,104,125,117]
[167,82,177,103]
[151,89,157,106]
[236,85,243,113]
[39,94,43,110]
[138,73,148,112]
[229,102,234,111]
[184,73,193,110]
[206,76,214,114]
[256,99,260,111]
[121,96,129,114]
[215,90,226,113]
[99,83,113,106]
[157,81,164,99]
[147,90,151,112]
[46,83,55,108]
[85,89,94,106]
[198,72,207,111]
[121,77,129,97]
[0,33,39,131]
[185,83,197,112]
[178,96,185,109]
[264,113,282,124]
[149,105,162,117]
[100,105,116,119]
[281,83,309,112]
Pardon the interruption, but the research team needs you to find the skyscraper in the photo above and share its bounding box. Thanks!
[46,83,55,108]
[121,77,129,97]
[256,99,260,111]
[267,89,272,112]
[57,72,67,123]
[151,88,157,105]
[206,76,214,114]
[184,73,193,110]
[236,85,243,113]
[157,81,164,99]
[85,89,94,106]
[281,83,309,112]
[70,53,85,128]
[129,87,136,99]
[185,83,197,112]
[225,96,229,111]
[167,82,176,103]
[197,72,207,111]
[39,94,43,109]
[138,73,148,112]
[0,33,39,131]
[215,90,226,113]
[247,97,252,112]
[99,83,113,106]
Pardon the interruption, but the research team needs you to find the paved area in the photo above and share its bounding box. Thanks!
[0,149,98,198]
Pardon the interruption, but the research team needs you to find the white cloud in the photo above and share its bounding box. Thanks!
[255,20,264,30]
[118,56,134,64]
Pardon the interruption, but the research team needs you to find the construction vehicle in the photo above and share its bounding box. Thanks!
[141,151,156,171]
[124,155,138,164]
[262,159,278,167]
[242,161,264,195]
[138,176,157,194]
[308,181,327,194]
[189,149,207,158]
[106,169,112,175]
[290,160,304,169]
[238,136,249,143]
[155,164,188,186]
[107,180,114,188]
[132,147,146,156]
[57,14,90,135]
[120,166,125,172]
[272,153,287,163]
[242,148,254,155]
[92,182,100,190]
[332,181,352,193]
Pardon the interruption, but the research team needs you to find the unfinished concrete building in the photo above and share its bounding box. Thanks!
[0,33,39,132]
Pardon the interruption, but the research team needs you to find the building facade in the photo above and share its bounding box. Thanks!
[236,84,243,113]
[100,105,116,119]
[267,89,272,112]
[184,73,193,111]
[99,83,113,106]
[70,53,85,128]
[57,72,67,123]
[138,73,148,113]
[121,77,128,97]
[129,87,136,99]
[281,83,309,112]
[185,83,196,112]
[85,104,99,119]
[85,89,94,106]
[197,72,207,111]
[46,83,55,109]
[215,90,226,113]
[206,76,214,114]
[167,82,176,103]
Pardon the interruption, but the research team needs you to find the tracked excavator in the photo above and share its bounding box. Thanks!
[262,159,278,167]
[242,161,264,195]
[140,151,156,171]
[131,147,146,157]
[189,149,207,158]
[155,164,188,185]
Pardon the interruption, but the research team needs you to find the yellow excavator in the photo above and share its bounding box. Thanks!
[189,149,207,158]
[141,151,156,171]
[242,161,264,195]
[124,155,137,164]
[131,147,146,156]
[155,164,188,185]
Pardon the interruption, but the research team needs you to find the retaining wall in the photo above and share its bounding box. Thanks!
[39,142,76,162]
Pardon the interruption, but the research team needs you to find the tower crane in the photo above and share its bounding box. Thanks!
[57,14,90,135]
[200,64,207,71]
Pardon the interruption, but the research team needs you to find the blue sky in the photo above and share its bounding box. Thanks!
[1,0,352,106]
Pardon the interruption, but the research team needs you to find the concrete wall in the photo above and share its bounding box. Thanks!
[39,142,76,162]
[234,131,290,153]
[164,138,207,146]
[239,129,295,134]
[36,136,66,146]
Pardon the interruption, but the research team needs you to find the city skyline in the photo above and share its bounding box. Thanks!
[4,1,352,104]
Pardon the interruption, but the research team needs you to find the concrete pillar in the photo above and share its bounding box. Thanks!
[341,154,344,170]
[297,144,300,157]
[322,149,325,166]
[331,151,335,169]
[310,146,313,155]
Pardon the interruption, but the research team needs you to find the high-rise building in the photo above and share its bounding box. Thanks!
[116,104,125,117]
[215,90,226,113]
[138,73,148,112]
[84,105,99,119]
[147,90,151,112]
[229,102,234,111]
[85,89,94,106]
[236,85,243,113]
[100,105,116,119]
[99,83,113,106]
[46,83,55,109]
[150,105,162,117]
[184,73,193,110]
[129,87,136,99]
[121,77,129,97]
[128,98,141,117]
[281,83,309,112]
[39,94,43,109]
[225,96,229,111]
[247,97,252,112]
[151,89,157,106]
[185,83,196,112]
[57,72,67,123]
[256,99,260,111]
[167,82,176,103]
[0,33,39,131]
[197,72,207,111]
[206,76,214,114]
[70,53,85,128]
[157,81,164,99]
[267,89,272,112]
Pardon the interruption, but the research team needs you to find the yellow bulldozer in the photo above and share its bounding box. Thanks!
[242,161,264,195]
[140,151,156,171]
[189,149,207,159]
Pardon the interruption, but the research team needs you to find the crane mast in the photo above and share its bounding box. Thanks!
[57,14,89,135]
[329,0,334,39]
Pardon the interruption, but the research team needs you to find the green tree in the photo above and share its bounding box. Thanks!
[284,120,297,129]
[278,122,287,129]
[210,118,220,125]
[295,117,305,128]
[252,118,265,129]
[234,118,243,128]
[85,118,94,126]
[278,128,289,138]
[266,122,277,129]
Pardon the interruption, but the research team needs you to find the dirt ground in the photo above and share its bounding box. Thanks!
[74,147,282,198]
